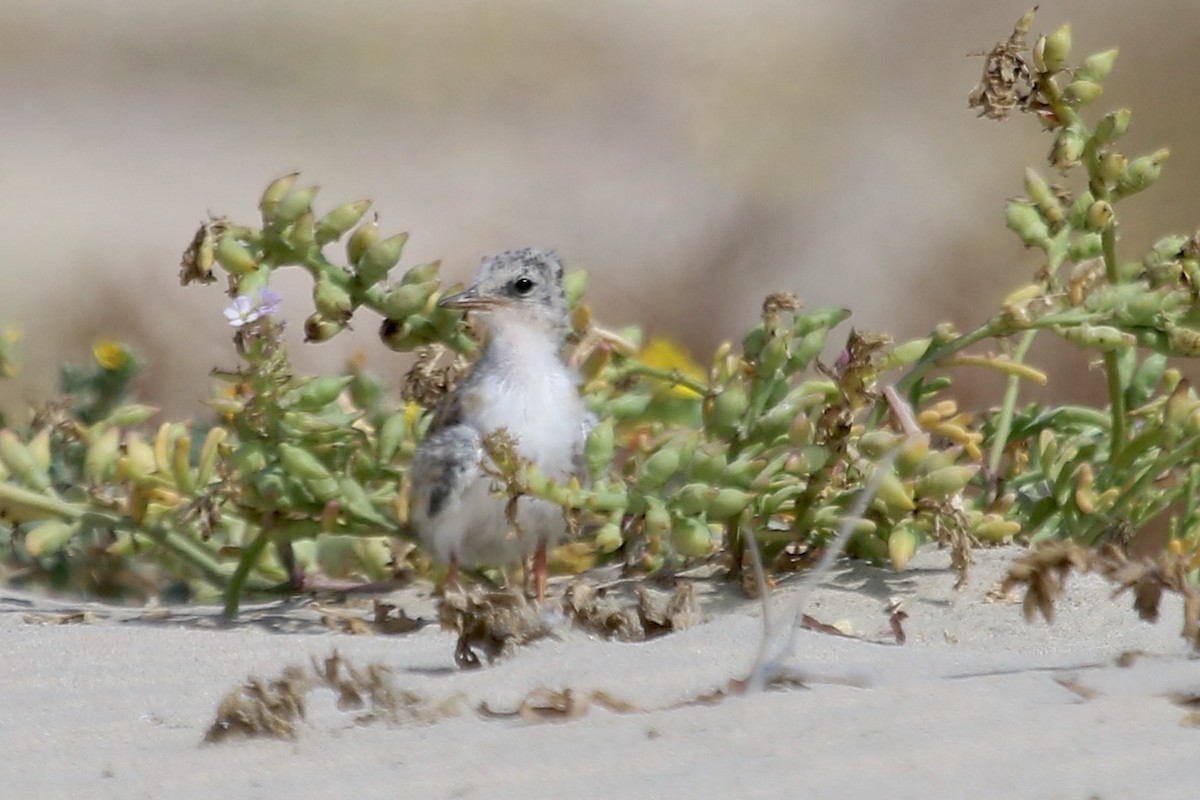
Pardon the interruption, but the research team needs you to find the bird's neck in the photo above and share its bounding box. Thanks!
[479,310,567,373]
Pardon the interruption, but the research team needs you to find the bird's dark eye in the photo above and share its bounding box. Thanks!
[512,277,535,295]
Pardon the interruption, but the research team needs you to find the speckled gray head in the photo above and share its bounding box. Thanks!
[439,248,569,341]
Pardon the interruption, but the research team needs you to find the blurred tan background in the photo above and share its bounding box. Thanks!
[2,1,1199,419]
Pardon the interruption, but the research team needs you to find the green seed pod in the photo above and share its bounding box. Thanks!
[788,444,830,476]
[1084,200,1114,232]
[1067,233,1103,262]
[305,475,340,504]
[196,426,227,487]
[636,447,682,492]
[846,528,887,563]
[1050,126,1086,170]
[229,441,268,477]
[314,199,372,244]
[873,467,915,516]
[1035,428,1058,481]
[584,418,615,478]
[338,476,388,525]
[787,414,814,448]
[1058,324,1136,351]
[1075,48,1118,83]
[754,397,802,441]
[278,443,332,481]
[1041,24,1072,73]
[378,317,417,351]
[1067,191,1095,227]
[1063,80,1103,106]
[304,313,345,343]
[124,432,157,479]
[973,514,1022,543]
[914,464,979,501]
[674,482,717,516]
[1093,108,1132,146]
[789,328,828,371]
[286,376,355,412]
[1096,152,1127,186]
[1165,323,1200,357]
[356,536,394,580]
[688,447,727,484]
[401,260,441,285]
[741,326,767,360]
[582,489,627,513]
[282,411,342,436]
[758,335,788,374]
[204,398,245,418]
[289,211,316,250]
[1120,288,1184,328]
[706,488,754,519]
[879,337,931,371]
[813,506,877,537]
[312,277,353,323]
[894,433,930,476]
[25,431,49,474]
[83,426,121,483]
[887,524,919,571]
[380,282,433,320]
[1005,201,1050,247]
[356,233,409,288]
[171,434,195,495]
[703,383,748,437]
[259,173,299,221]
[24,519,78,557]
[104,404,160,427]
[214,236,258,276]
[1126,353,1168,408]
[562,269,589,306]
[722,456,763,488]
[273,185,320,226]
[346,217,380,265]
[793,306,851,337]
[0,430,50,491]
[1143,234,1188,269]
[594,521,623,553]
[376,412,408,464]
[671,515,716,557]
[1022,167,1063,225]
[857,430,902,460]
[1120,149,1169,194]
[644,500,671,537]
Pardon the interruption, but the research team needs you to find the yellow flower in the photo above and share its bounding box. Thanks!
[639,337,705,398]
[92,339,130,371]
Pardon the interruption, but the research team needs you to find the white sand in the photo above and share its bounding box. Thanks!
[2,545,1195,800]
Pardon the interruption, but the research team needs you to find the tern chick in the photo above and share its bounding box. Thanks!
[410,248,587,600]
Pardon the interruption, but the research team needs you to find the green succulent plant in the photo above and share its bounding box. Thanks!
[2,8,1199,617]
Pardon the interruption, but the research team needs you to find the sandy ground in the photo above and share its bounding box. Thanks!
[1,545,1196,800]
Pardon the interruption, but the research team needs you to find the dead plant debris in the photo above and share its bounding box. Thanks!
[439,586,555,669]
[314,599,424,636]
[205,666,312,743]
[22,611,96,625]
[1002,541,1200,651]
[440,578,705,667]
[967,7,1037,121]
[205,651,465,743]
[206,650,815,743]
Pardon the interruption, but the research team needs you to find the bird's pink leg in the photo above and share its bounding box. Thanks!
[533,541,547,602]
[446,556,460,594]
